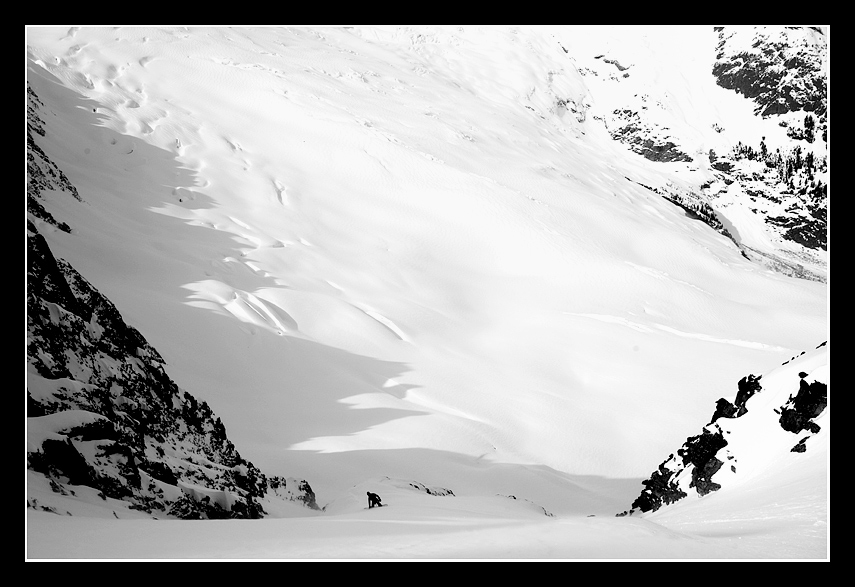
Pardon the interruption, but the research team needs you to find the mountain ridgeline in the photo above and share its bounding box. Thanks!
[26,84,319,519]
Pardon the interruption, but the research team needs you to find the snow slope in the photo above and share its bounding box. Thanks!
[26,25,828,559]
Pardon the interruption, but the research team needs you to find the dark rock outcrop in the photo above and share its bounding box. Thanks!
[677,428,729,496]
[609,109,693,163]
[625,457,687,515]
[27,83,79,233]
[621,415,734,516]
[713,27,827,118]
[778,373,827,438]
[711,374,762,422]
[620,343,828,517]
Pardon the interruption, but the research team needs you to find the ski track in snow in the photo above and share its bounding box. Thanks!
[564,312,793,352]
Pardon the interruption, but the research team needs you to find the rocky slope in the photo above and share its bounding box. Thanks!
[27,84,79,233]
[620,341,828,516]
[570,25,828,282]
[26,84,319,519]
[712,26,827,119]
[702,27,828,279]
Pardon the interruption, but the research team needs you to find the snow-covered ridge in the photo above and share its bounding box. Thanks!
[621,341,828,516]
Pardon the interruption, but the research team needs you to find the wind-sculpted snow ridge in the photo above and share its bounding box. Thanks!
[26,87,319,520]
[619,341,828,517]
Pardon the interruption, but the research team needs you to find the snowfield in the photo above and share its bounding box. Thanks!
[26,25,828,560]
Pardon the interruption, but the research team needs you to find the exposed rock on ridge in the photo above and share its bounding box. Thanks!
[609,108,693,163]
[26,85,319,519]
[619,342,828,517]
[575,26,828,282]
[713,26,827,118]
[705,26,827,277]
[27,83,79,233]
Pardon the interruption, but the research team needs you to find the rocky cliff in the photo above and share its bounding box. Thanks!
[26,84,319,519]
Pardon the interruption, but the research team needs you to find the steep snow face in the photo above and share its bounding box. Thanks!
[26,26,827,521]
[27,192,320,520]
[26,223,322,519]
[27,72,321,519]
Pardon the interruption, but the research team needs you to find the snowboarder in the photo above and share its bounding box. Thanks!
[367,491,382,508]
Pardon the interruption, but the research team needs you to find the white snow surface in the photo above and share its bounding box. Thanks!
[25,25,828,560]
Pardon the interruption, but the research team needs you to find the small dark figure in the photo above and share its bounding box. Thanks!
[367,491,382,508]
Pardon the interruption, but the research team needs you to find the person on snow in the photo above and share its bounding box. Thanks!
[367,491,382,508]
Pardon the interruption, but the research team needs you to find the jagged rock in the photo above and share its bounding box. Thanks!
[621,344,827,517]
[734,375,762,406]
[791,438,809,453]
[678,427,728,496]
[765,212,827,251]
[710,398,740,422]
[27,83,80,233]
[267,477,320,511]
[624,456,687,515]
[778,375,827,436]
[711,374,762,422]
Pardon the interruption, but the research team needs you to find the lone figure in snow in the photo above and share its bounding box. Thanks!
[367,491,382,508]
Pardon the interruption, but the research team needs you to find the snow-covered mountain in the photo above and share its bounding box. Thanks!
[26,26,828,559]
[27,87,320,519]
[560,25,828,281]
